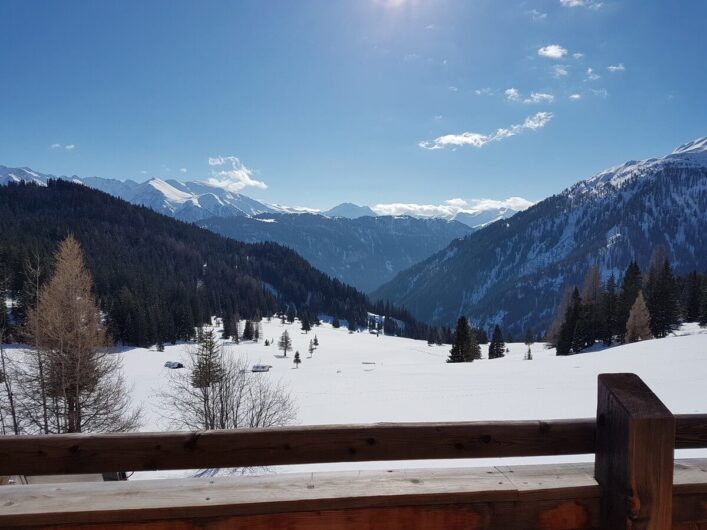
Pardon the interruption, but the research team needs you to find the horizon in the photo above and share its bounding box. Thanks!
[1,1,706,211]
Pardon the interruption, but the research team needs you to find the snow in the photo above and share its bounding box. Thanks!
[114,319,707,479]
[146,178,194,204]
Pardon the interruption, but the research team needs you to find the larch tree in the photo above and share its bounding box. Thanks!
[626,291,652,343]
[23,235,140,433]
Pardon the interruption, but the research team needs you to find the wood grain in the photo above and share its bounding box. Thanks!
[595,373,676,530]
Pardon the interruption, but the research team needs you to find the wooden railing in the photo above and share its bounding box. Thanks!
[0,373,705,529]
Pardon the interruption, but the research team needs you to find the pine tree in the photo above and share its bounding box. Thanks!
[626,291,652,343]
[557,288,582,355]
[301,315,311,334]
[488,325,505,359]
[313,335,319,348]
[616,261,642,342]
[191,328,224,388]
[286,306,296,324]
[221,313,233,340]
[332,317,340,328]
[278,330,292,357]
[308,339,315,358]
[683,271,703,322]
[646,257,680,338]
[242,320,255,341]
[447,316,479,362]
[700,284,707,327]
[293,351,301,368]
[599,274,618,345]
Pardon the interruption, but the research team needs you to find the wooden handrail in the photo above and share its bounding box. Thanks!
[0,414,704,476]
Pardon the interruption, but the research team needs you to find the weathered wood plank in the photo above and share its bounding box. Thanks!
[595,373,676,530]
[0,462,602,529]
[3,461,706,529]
[0,419,597,476]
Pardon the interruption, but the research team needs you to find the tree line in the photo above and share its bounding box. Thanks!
[548,248,707,355]
[0,180,444,347]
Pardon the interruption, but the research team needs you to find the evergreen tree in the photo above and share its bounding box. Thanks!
[616,261,642,342]
[242,320,255,341]
[700,284,707,327]
[286,306,296,324]
[347,319,356,333]
[626,291,652,343]
[683,271,703,322]
[221,313,233,340]
[599,274,618,346]
[645,257,680,338]
[447,316,479,362]
[557,288,582,355]
[308,339,315,358]
[254,321,261,342]
[301,314,312,334]
[191,328,224,388]
[475,328,488,345]
[488,325,505,359]
[293,351,301,368]
[278,330,292,357]
[332,317,340,328]
[313,335,319,348]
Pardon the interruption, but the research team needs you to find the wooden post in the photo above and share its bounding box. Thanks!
[595,373,675,530]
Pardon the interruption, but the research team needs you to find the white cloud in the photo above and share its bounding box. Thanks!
[586,67,600,80]
[526,92,554,104]
[179,167,188,173]
[590,88,609,97]
[50,143,75,150]
[50,143,61,149]
[372,197,534,218]
[206,156,267,192]
[474,87,494,96]
[433,114,443,120]
[528,9,547,21]
[553,65,569,78]
[448,86,459,92]
[418,112,553,150]
[425,24,434,30]
[573,52,584,59]
[65,144,75,150]
[506,89,555,104]
[505,88,521,102]
[569,93,583,100]
[560,0,603,9]
[607,63,625,72]
[141,170,148,175]
[538,44,568,59]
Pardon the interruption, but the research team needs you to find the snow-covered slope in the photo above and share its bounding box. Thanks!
[373,137,707,335]
[113,319,707,477]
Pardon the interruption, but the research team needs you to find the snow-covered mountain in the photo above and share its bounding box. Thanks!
[373,137,707,335]
[0,167,276,221]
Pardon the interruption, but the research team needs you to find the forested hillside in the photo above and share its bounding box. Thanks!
[0,181,431,346]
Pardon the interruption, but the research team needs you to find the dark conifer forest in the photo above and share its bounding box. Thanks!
[0,181,433,346]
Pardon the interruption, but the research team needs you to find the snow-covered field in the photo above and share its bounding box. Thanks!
[118,319,707,478]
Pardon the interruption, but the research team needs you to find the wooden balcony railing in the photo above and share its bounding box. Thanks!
[0,373,705,529]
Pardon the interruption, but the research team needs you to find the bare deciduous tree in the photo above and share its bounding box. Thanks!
[159,329,296,433]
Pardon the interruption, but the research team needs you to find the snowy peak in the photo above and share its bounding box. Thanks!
[673,137,707,155]
[577,136,707,195]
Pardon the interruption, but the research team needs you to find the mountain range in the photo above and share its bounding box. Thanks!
[199,214,473,292]
[0,166,524,228]
[373,137,707,336]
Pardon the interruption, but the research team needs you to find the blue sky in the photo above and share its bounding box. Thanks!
[1,0,705,210]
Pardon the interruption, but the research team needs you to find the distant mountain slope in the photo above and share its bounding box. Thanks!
[373,138,707,336]
[0,166,275,221]
[323,203,377,219]
[198,213,473,292]
[0,180,431,346]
